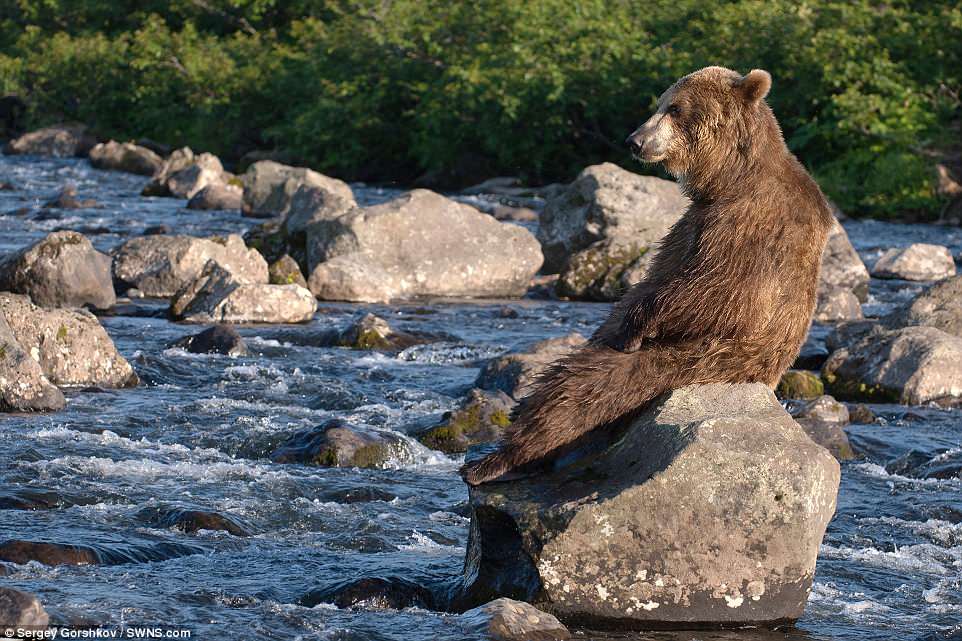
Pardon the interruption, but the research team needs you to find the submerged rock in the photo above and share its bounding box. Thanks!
[242,160,355,220]
[187,183,243,210]
[3,124,97,157]
[300,576,435,610]
[461,598,570,641]
[138,506,253,537]
[0,313,65,412]
[823,325,962,406]
[476,333,586,400]
[819,220,870,302]
[418,389,513,454]
[170,325,248,356]
[271,419,406,468]
[0,538,203,566]
[0,230,115,310]
[882,275,962,337]
[871,243,955,281]
[307,189,542,302]
[537,163,687,274]
[456,383,840,628]
[89,140,163,176]
[171,261,316,324]
[0,587,49,628]
[42,184,98,209]
[112,234,268,297]
[0,293,138,388]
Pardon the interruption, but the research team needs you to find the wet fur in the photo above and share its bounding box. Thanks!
[463,67,834,485]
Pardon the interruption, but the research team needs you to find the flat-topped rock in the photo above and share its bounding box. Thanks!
[872,243,955,281]
[242,160,355,220]
[89,140,163,175]
[4,124,97,157]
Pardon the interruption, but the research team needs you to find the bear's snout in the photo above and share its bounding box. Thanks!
[626,132,644,156]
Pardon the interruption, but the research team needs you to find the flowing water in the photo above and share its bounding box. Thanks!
[0,156,959,641]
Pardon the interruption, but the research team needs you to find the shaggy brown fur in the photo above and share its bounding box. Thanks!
[462,67,834,485]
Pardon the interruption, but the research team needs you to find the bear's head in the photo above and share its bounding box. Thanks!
[626,66,773,180]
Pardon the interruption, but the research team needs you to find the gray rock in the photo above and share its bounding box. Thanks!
[537,163,688,273]
[0,587,49,628]
[333,312,449,351]
[89,140,163,175]
[883,275,962,336]
[307,190,542,302]
[242,160,354,219]
[142,148,229,198]
[814,286,863,322]
[271,419,408,468]
[0,314,65,412]
[819,220,870,301]
[0,293,138,388]
[3,124,97,157]
[456,383,839,627]
[871,243,956,281]
[475,333,585,400]
[112,234,268,297]
[142,147,195,196]
[283,182,356,235]
[823,325,962,406]
[461,598,570,641]
[556,239,651,301]
[171,261,316,324]
[791,395,854,461]
[268,254,307,287]
[187,183,243,210]
[41,184,98,209]
[417,388,514,454]
[0,231,116,309]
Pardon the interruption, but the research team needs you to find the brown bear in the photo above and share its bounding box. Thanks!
[463,66,834,485]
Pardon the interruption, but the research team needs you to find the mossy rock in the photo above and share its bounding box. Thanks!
[336,313,455,352]
[821,372,900,404]
[418,389,514,453]
[556,239,648,301]
[776,370,824,400]
[270,419,405,468]
[268,254,307,288]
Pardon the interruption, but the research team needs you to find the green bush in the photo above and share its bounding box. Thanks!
[0,0,958,218]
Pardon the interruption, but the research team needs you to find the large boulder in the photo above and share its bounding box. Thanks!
[822,325,962,407]
[186,183,243,210]
[0,231,115,310]
[283,183,357,235]
[0,587,49,628]
[170,261,316,324]
[819,220,870,301]
[89,140,163,176]
[456,383,839,628]
[242,160,355,220]
[555,239,653,301]
[112,234,268,297]
[537,163,688,274]
[476,333,586,400]
[883,275,962,336]
[871,243,956,281]
[0,313,65,412]
[3,124,97,157]
[0,293,138,388]
[307,190,542,302]
[142,147,230,198]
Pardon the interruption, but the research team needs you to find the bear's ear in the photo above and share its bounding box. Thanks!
[736,69,772,104]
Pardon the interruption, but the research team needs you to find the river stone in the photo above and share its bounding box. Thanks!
[171,261,316,324]
[307,189,542,302]
[283,182,357,235]
[0,292,138,388]
[268,255,307,287]
[3,124,97,157]
[456,383,840,628]
[334,313,449,351]
[0,538,203,566]
[823,324,962,406]
[790,395,854,461]
[300,576,436,610]
[819,220,869,301]
[242,160,355,219]
[872,243,956,281]
[170,325,248,356]
[0,313,65,412]
[89,140,163,176]
[142,147,195,195]
[142,148,229,198]
[776,370,825,400]
[138,506,253,537]
[813,286,863,322]
[41,184,98,209]
[476,333,586,400]
[270,419,408,468]
[0,231,115,310]
[461,598,570,641]
[187,183,243,210]
[418,389,513,454]
[882,275,962,336]
[556,239,651,301]
[0,587,49,628]
[537,163,688,274]
[112,234,268,297]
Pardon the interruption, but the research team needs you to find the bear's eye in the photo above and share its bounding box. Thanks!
[667,104,681,117]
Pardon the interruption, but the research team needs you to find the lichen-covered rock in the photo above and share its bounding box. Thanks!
[0,293,138,388]
[555,239,651,301]
[882,275,962,337]
[537,163,687,274]
[790,395,854,461]
[307,190,542,302]
[0,587,49,628]
[171,261,316,324]
[0,313,65,412]
[823,325,962,406]
[187,183,243,210]
[112,234,268,297]
[777,370,825,400]
[3,124,97,157]
[475,333,586,400]
[418,389,513,454]
[456,384,839,627]
[242,160,355,219]
[814,286,863,323]
[819,220,870,301]
[271,419,408,468]
[333,313,449,351]
[89,140,163,176]
[170,325,248,356]
[142,148,229,198]
[268,254,307,287]
[461,598,570,641]
[872,243,956,281]
[0,231,115,310]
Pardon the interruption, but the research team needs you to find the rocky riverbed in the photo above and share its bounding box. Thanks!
[0,154,960,640]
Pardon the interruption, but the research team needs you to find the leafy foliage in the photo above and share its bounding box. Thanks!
[1,0,959,217]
